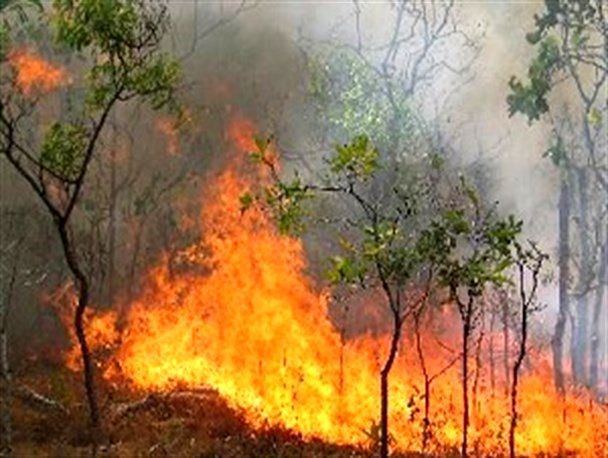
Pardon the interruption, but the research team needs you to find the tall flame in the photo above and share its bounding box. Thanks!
[65,115,607,456]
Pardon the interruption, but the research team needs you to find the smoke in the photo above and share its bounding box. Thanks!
[157,3,572,332]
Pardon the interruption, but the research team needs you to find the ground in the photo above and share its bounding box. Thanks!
[9,362,381,458]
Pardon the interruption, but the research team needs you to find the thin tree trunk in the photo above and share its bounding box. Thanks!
[461,296,474,458]
[1,235,21,456]
[57,222,100,431]
[509,267,527,458]
[1,261,17,456]
[0,327,10,456]
[589,229,607,390]
[380,309,401,458]
[552,177,570,394]
[489,305,496,398]
[107,148,117,308]
[414,311,431,454]
[502,295,510,398]
[472,308,485,423]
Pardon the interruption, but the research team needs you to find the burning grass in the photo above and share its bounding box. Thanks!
[33,115,608,456]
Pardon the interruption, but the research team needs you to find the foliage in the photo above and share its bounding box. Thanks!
[52,0,180,113]
[40,122,87,181]
[543,134,567,166]
[249,134,528,309]
[424,205,523,301]
[263,175,312,235]
[1,0,182,197]
[507,36,560,122]
[0,0,183,430]
[330,135,379,179]
[307,48,425,158]
[507,0,605,124]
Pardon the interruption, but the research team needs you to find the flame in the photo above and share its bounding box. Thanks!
[44,282,119,372]
[156,117,180,155]
[58,115,607,455]
[7,49,67,96]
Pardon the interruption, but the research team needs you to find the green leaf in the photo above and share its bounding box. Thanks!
[330,134,379,179]
[239,192,254,212]
[40,122,88,180]
[326,255,365,285]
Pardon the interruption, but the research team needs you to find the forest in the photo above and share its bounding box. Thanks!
[0,1,606,457]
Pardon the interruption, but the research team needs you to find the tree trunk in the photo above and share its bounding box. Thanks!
[489,306,496,398]
[57,221,100,431]
[461,298,473,458]
[1,245,18,456]
[414,313,431,453]
[502,292,510,397]
[0,309,12,456]
[589,229,607,390]
[107,148,117,308]
[379,311,401,458]
[472,310,485,425]
[572,168,591,385]
[509,269,528,458]
[552,177,570,394]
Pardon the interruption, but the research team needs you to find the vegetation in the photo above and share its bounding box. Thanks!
[1,0,181,436]
[246,135,546,457]
[0,0,606,456]
[508,0,607,392]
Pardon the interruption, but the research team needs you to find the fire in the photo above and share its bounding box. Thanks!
[7,49,67,96]
[45,282,119,372]
[156,117,180,155]
[58,115,607,455]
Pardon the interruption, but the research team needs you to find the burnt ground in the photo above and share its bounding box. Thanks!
[9,362,440,458]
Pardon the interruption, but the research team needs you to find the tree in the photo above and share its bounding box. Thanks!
[411,285,460,454]
[246,134,535,457]
[0,232,22,456]
[0,0,181,433]
[286,0,480,199]
[508,0,607,392]
[421,183,526,457]
[508,243,547,458]
[245,135,443,457]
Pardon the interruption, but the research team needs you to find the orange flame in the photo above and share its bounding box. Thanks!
[59,115,607,456]
[44,282,119,372]
[7,49,67,96]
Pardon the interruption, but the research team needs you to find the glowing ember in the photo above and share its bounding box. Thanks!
[7,49,67,96]
[60,115,608,456]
